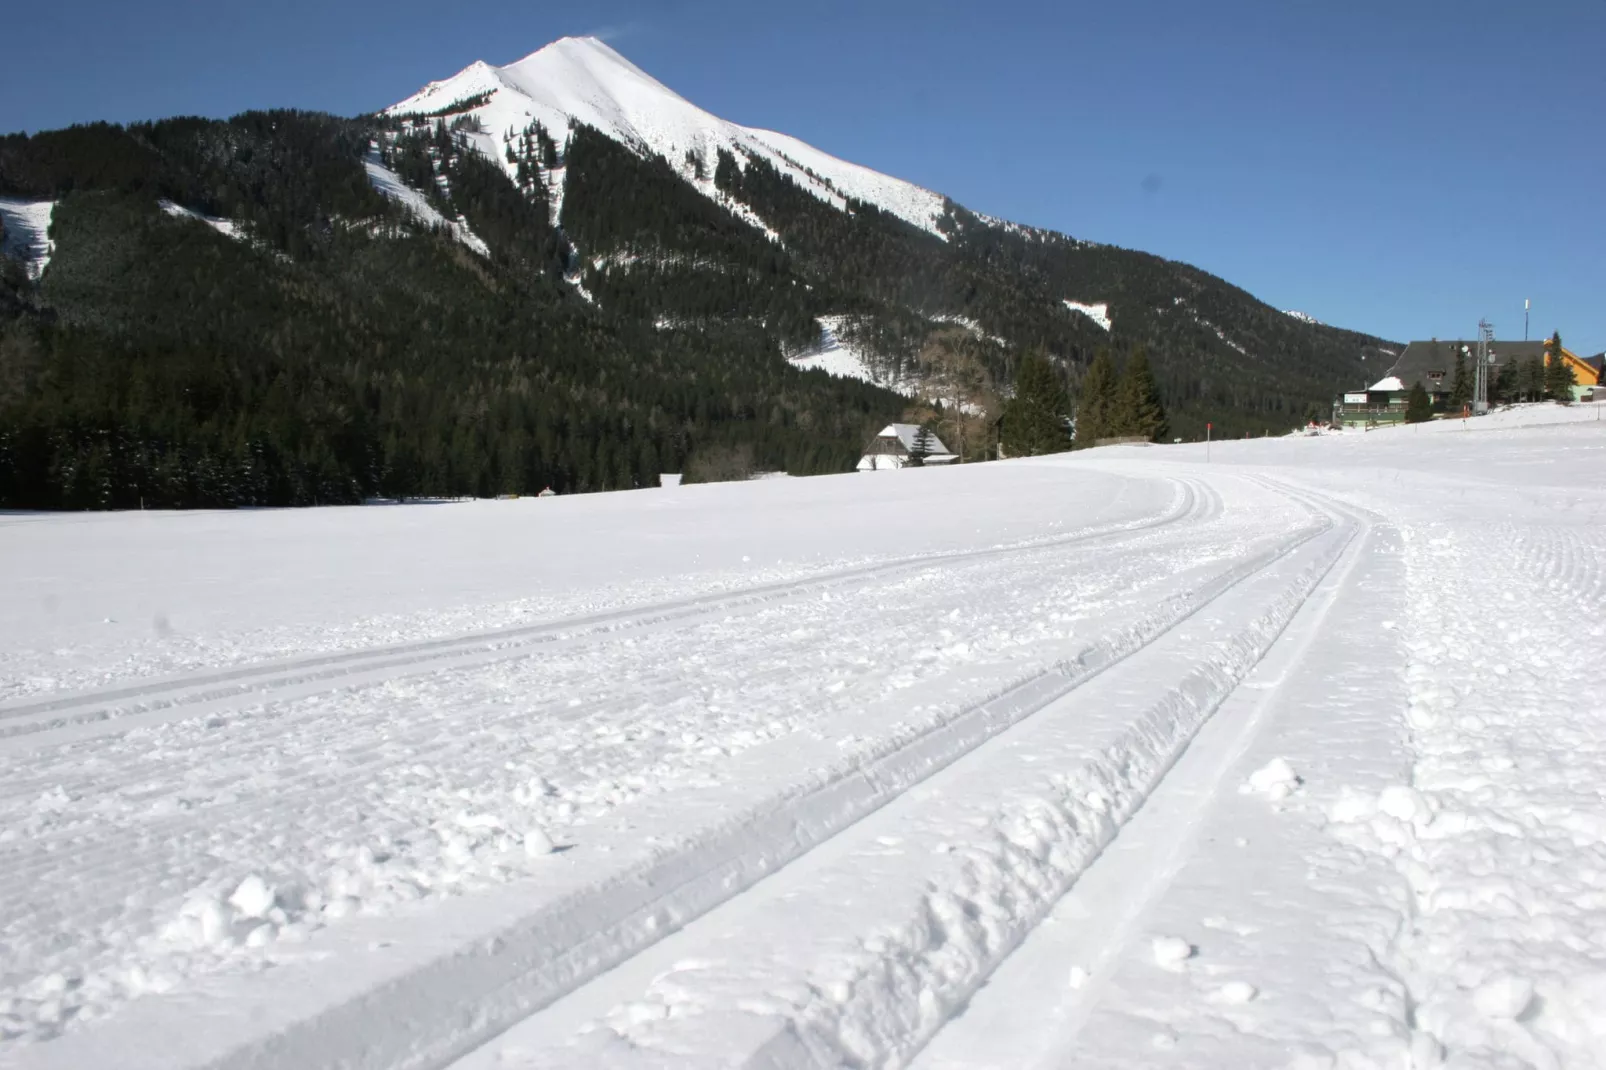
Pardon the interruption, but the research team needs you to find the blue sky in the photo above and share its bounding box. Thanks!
[4,0,1602,353]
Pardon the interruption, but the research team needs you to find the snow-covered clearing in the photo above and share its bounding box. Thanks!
[788,315,913,395]
[0,198,55,280]
[2,404,1604,1069]
[157,199,243,241]
[362,148,491,258]
[1063,299,1111,332]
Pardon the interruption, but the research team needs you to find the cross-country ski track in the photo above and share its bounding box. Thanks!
[5,404,1605,1069]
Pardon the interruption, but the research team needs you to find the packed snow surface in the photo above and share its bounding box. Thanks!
[3,403,1605,1069]
[1063,299,1111,331]
[0,198,55,280]
[387,37,950,239]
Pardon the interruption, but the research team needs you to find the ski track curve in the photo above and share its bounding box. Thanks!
[0,472,1327,1068]
[391,481,1355,1066]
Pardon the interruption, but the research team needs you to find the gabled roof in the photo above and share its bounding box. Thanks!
[877,423,953,456]
[1368,376,1405,392]
[1386,339,1587,391]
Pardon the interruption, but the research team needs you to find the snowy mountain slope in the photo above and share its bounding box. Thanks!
[0,198,56,280]
[387,36,949,238]
[361,147,490,256]
[789,315,915,395]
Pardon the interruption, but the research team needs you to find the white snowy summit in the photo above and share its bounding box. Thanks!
[387,36,949,237]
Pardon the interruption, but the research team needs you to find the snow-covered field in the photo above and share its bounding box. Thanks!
[2,404,1603,1069]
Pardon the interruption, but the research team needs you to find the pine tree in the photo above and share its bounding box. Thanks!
[1116,347,1169,442]
[1494,358,1520,404]
[1000,351,1072,456]
[1074,349,1118,449]
[1522,356,1546,402]
[907,424,934,466]
[1545,331,1577,402]
[1405,382,1433,423]
[1448,347,1471,411]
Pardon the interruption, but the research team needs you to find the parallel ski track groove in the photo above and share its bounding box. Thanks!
[263,478,1333,1070]
[907,475,1376,1069]
[0,480,1208,742]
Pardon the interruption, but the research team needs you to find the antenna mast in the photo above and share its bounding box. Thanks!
[1474,319,1494,413]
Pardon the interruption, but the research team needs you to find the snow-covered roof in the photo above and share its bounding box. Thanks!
[1368,376,1406,392]
[878,424,953,456]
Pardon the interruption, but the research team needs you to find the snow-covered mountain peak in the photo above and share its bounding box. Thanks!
[386,37,949,237]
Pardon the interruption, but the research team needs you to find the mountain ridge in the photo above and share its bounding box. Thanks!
[0,37,1397,509]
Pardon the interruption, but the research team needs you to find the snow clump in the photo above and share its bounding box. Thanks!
[1243,757,1302,800]
[1152,935,1194,972]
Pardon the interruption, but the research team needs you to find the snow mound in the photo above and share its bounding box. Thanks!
[1242,757,1302,800]
[362,149,490,258]
[387,37,949,239]
[0,197,56,280]
[1064,299,1111,332]
[1208,980,1258,1004]
[1152,935,1194,971]
[159,199,243,241]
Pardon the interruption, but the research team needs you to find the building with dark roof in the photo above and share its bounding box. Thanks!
[1384,338,1599,402]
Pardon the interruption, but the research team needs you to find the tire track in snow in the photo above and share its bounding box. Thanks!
[0,479,1208,749]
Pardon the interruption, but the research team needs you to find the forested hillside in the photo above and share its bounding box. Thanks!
[0,93,1395,510]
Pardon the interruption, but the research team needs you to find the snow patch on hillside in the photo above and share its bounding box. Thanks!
[1284,309,1323,326]
[790,315,915,395]
[0,197,55,280]
[159,200,243,241]
[929,314,1006,346]
[1064,300,1111,332]
[362,149,490,258]
[387,37,949,239]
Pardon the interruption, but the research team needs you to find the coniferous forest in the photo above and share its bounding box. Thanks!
[0,108,1397,509]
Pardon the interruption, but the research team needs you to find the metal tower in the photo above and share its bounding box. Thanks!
[1474,319,1495,413]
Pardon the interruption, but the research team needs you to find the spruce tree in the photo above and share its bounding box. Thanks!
[1074,349,1118,449]
[1494,359,1520,404]
[1000,351,1072,456]
[1405,382,1433,423]
[1116,347,1169,442]
[1522,356,1546,402]
[1448,347,1470,411]
[1545,332,1577,402]
[907,424,934,466]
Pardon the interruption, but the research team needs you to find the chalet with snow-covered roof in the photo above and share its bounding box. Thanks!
[856,424,957,470]
[1334,376,1410,429]
[1385,339,1600,403]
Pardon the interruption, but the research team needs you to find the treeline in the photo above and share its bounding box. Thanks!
[0,114,903,509]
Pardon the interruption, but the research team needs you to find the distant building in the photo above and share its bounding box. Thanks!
[857,424,957,470]
[1334,376,1410,429]
[1385,339,1600,403]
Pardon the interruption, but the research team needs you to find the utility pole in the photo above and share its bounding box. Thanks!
[1474,319,1494,414]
